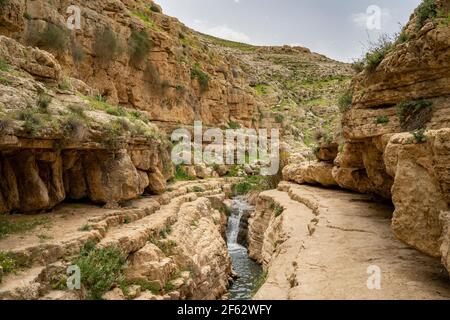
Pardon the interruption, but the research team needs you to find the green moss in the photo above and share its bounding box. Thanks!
[228,121,241,129]
[251,271,268,296]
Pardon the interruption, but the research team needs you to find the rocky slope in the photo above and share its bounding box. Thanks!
[283,0,450,275]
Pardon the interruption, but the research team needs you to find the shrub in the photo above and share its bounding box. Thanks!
[415,0,438,31]
[29,23,68,53]
[0,251,16,276]
[412,129,427,143]
[0,59,10,72]
[376,116,390,124]
[338,91,353,112]
[0,119,12,133]
[149,3,162,13]
[71,40,86,64]
[228,121,241,129]
[364,36,393,72]
[275,114,284,123]
[106,105,127,117]
[273,203,284,217]
[16,108,43,136]
[351,60,364,73]
[232,181,253,196]
[128,29,152,67]
[37,92,52,110]
[93,28,120,63]
[191,63,209,92]
[396,99,433,130]
[173,165,194,181]
[72,245,127,300]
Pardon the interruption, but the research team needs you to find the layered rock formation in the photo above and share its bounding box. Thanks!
[0,0,257,128]
[283,1,450,273]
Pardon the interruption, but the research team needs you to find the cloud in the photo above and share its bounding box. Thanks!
[193,20,251,43]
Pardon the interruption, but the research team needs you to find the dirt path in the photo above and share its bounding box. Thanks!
[253,182,450,300]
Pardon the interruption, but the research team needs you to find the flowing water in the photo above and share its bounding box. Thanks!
[227,197,262,300]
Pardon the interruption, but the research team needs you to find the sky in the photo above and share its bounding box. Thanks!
[156,0,422,62]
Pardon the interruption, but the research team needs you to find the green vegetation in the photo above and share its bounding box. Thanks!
[192,186,204,193]
[252,84,270,95]
[191,63,210,92]
[173,165,195,181]
[0,59,10,72]
[232,181,253,196]
[364,36,393,72]
[71,40,86,64]
[201,33,256,52]
[72,243,127,300]
[0,251,16,277]
[396,99,433,130]
[93,28,120,63]
[28,23,68,53]
[338,91,353,112]
[228,121,241,129]
[412,129,427,143]
[128,29,152,67]
[78,224,92,232]
[415,0,438,31]
[132,10,159,31]
[149,3,162,13]
[149,235,178,256]
[0,76,11,86]
[38,91,52,110]
[121,279,160,297]
[270,201,284,217]
[275,114,284,124]
[0,215,50,239]
[251,271,268,296]
[376,116,390,124]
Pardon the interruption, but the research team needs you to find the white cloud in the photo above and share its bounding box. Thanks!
[193,20,251,43]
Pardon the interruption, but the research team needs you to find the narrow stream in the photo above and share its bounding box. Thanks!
[227,197,262,300]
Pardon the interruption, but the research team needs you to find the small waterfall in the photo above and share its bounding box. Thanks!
[227,196,251,249]
[226,196,262,300]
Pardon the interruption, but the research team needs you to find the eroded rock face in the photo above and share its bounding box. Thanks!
[283,3,450,276]
[283,161,337,187]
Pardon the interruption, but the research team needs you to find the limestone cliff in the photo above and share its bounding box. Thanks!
[283,0,450,273]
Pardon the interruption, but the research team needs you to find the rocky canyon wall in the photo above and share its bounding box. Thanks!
[283,1,450,273]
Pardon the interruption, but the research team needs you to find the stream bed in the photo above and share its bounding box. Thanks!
[227,197,262,300]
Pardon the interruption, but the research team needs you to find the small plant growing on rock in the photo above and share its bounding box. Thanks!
[363,35,393,72]
[72,244,127,300]
[28,23,68,53]
[93,27,121,63]
[415,0,438,31]
[412,129,428,143]
[37,91,52,110]
[338,90,353,112]
[275,114,284,124]
[128,29,152,67]
[191,63,210,92]
[376,116,390,124]
[78,224,92,232]
[228,121,241,129]
[0,59,10,72]
[396,98,433,130]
